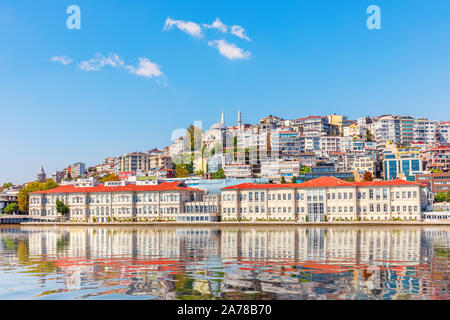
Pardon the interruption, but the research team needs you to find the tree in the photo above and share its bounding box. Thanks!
[2,182,13,190]
[280,177,287,184]
[431,169,443,173]
[195,170,205,177]
[362,171,374,181]
[175,165,189,178]
[434,193,446,202]
[56,199,70,216]
[99,174,120,183]
[18,181,59,213]
[291,176,297,183]
[212,168,226,179]
[366,130,374,142]
[3,203,18,214]
[300,166,311,174]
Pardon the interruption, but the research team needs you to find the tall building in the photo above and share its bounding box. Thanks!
[382,142,422,181]
[116,152,150,173]
[270,129,303,161]
[71,162,86,177]
[37,165,46,182]
[374,115,401,150]
[327,114,348,135]
[414,118,438,146]
[400,116,415,146]
[438,121,450,144]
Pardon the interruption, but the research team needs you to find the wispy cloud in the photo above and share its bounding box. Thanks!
[126,58,163,78]
[51,55,73,65]
[203,18,227,33]
[163,17,203,37]
[230,25,251,41]
[208,39,251,60]
[78,53,124,71]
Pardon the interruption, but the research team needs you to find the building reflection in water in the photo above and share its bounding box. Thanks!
[0,226,448,300]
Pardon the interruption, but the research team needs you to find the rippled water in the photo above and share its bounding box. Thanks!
[0,225,448,300]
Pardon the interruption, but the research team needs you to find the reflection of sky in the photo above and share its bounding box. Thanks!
[0,226,448,300]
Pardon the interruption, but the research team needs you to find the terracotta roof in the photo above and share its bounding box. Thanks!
[295,176,355,188]
[30,181,202,194]
[221,176,422,190]
[222,183,293,190]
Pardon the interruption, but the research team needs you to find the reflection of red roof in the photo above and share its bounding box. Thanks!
[31,181,201,194]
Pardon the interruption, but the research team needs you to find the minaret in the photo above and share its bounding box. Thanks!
[221,110,225,125]
[238,108,242,130]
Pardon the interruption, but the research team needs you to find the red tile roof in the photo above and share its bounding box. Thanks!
[295,176,355,188]
[221,176,422,190]
[30,181,202,194]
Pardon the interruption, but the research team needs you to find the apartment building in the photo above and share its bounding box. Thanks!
[270,130,303,161]
[400,116,415,145]
[414,118,438,146]
[374,115,401,149]
[116,152,150,173]
[421,146,450,172]
[415,172,450,193]
[221,176,422,222]
[29,180,206,222]
[260,160,300,181]
[352,157,376,175]
[71,162,86,177]
[438,121,450,144]
[293,116,330,134]
[148,149,173,170]
[223,164,253,179]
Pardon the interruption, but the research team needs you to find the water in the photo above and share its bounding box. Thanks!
[0,225,448,300]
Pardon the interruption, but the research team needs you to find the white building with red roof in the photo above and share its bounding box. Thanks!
[29,180,207,222]
[220,176,423,222]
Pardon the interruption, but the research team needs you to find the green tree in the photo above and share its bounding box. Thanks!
[99,174,120,183]
[212,168,226,179]
[2,182,13,190]
[434,193,446,202]
[3,203,18,214]
[56,199,70,216]
[280,176,287,184]
[176,164,190,178]
[195,170,205,177]
[300,166,311,174]
[291,176,297,183]
[18,181,59,212]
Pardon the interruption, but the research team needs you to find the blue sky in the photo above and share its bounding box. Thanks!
[1,0,450,183]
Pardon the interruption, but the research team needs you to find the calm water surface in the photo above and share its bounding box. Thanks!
[0,225,448,300]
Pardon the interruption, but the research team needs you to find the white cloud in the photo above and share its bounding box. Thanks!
[163,17,203,37]
[203,18,227,33]
[78,53,124,71]
[51,55,73,65]
[126,58,163,78]
[230,25,251,41]
[208,39,251,60]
